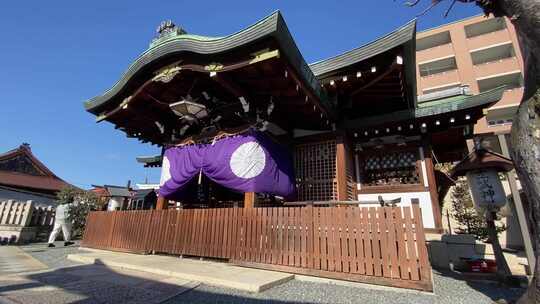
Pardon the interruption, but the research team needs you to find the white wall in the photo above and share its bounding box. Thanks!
[357,191,435,229]
[107,197,124,211]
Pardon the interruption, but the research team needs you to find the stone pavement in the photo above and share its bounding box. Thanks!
[0,246,47,275]
[68,248,294,292]
[0,264,199,304]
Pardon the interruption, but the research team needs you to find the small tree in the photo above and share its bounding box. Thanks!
[56,186,99,238]
[451,178,506,240]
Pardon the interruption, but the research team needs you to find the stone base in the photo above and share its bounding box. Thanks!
[0,225,38,244]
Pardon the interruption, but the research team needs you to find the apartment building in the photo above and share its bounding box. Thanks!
[416,15,524,143]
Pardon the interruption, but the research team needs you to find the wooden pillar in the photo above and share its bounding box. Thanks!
[156,196,168,210]
[244,192,256,208]
[498,133,535,274]
[422,142,443,231]
[336,136,348,201]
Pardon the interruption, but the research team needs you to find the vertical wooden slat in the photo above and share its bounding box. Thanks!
[326,208,335,272]
[394,208,409,279]
[378,207,390,278]
[412,201,431,283]
[276,208,283,265]
[261,208,268,263]
[256,207,262,263]
[313,207,321,270]
[369,207,382,277]
[344,207,353,273]
[385,207,400,279]
[306,205,314,269]
[352,207,364,274]
[272,207,279,264]
[404,207,420,281]
[361,208,373,275]
[301,207,308,268]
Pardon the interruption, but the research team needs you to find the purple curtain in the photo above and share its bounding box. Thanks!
[159,130,296,200]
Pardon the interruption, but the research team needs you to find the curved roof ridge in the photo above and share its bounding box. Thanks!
[309,19,417,76]
[147,10,282,49]
[85,10,284,113]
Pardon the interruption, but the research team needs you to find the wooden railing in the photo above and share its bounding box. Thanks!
[82,204,432,291]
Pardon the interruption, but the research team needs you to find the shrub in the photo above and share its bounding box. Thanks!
[56,186,99,238]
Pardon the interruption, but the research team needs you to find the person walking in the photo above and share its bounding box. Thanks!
[48,201,74,247]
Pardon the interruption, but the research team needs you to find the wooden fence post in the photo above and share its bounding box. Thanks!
[244,192,256,208]
[156,196,168,210]
[411,198,432,286]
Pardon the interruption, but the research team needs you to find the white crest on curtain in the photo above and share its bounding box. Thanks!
[229,141,266,179]
[159,156,171,186]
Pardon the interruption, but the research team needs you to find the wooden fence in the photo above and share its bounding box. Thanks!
[82,204,432,291]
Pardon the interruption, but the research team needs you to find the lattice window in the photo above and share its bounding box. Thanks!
[361,149,420,186]
[294,140,337,201]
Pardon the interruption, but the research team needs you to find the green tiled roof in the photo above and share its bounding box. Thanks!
[344,86,506,128]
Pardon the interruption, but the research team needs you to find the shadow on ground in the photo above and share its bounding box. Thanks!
[433,268,526,303]
[0,263,313,304]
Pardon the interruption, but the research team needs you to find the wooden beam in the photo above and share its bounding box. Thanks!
[351,64,399,96]
[244,192,256,208]
[156,196,168,210]
[423,144,443,230]
[211,74,248,98]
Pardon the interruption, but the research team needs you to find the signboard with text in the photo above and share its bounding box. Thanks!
[466,169,507,209]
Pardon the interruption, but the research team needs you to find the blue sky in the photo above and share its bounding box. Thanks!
[0,1,482,189]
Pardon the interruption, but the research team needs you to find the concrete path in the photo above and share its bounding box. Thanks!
[0,246,47,275]
[68,248,294,292]
[0,264,199,304]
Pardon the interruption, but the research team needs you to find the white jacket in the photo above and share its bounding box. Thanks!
[55,204,71,223]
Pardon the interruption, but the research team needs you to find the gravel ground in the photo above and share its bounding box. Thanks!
[164,270,526,304]
[14,243,527,304]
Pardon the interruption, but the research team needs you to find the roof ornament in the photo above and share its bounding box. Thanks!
[150,20,187,48]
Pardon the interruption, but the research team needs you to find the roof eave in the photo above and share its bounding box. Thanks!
[308,19,417,77]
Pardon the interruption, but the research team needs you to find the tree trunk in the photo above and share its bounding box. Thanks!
[478,1,540,302]
[510,89,540,303]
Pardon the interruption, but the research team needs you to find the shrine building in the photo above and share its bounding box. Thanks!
[84,11,505,233]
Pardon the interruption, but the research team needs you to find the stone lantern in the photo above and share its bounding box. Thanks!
[451,148,514,280]
[451,148,514,211]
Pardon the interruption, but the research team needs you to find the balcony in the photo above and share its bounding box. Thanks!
[471,42,515,65]
[473,57,521,79]
[465,17,506,38]
[467,29,511,51]
[417,31,451,51]
[420,69,460,90]
[488,87,523,110]
[417,43,454,64]
[477,71,523,93]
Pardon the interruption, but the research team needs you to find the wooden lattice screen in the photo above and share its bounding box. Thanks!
[294,140,337,201]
